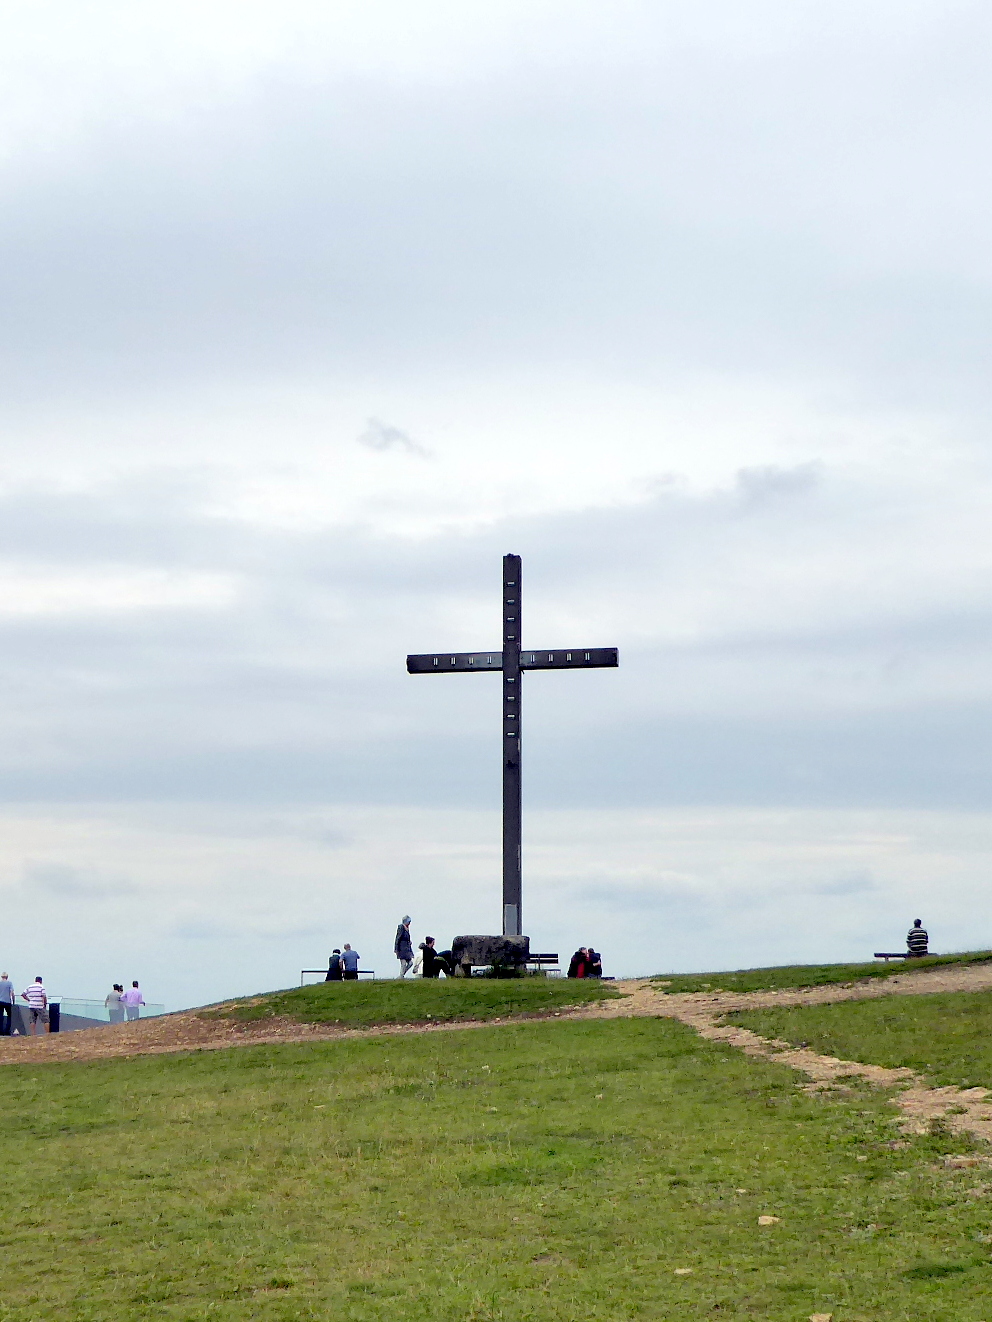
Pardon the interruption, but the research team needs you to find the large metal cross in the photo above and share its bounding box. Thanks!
[406,554,618,937]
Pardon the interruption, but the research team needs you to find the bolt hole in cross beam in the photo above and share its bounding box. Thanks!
[406,554,618,937]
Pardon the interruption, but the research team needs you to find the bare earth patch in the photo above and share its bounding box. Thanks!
[638,965,992,1144]
[8,962,992,1147]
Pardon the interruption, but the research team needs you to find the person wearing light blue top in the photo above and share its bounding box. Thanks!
[341,945,360,980]
[0,972,14,1036]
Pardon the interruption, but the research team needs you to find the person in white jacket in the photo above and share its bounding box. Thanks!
[105,984,126,1024]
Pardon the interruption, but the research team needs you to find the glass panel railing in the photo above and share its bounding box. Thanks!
[56,998,166,1022]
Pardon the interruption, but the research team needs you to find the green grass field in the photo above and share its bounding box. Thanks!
[4,1013,992,1319]
[209,976,618,1027]
[730,990,992,1091]
[654,949,992,994]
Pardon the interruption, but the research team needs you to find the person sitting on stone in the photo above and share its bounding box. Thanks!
[906,919,929,958]
[420,937,447,978]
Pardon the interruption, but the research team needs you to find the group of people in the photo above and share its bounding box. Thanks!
[394,918,454,977]
[0,974,51,1036]
[567,947,603,978]
[0,974,148,1037]
[324,944,362,981]
[104,982,146,1023]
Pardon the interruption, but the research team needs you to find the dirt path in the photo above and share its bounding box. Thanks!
[6,964,992,1145]
[635,968,992,1145]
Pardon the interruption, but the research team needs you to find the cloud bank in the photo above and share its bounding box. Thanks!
[0,1,991,1003]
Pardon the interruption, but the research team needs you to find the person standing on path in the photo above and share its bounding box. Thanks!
[20,977,48,1034]
[122,981,145,1021]
[341,944,360,980]
[907,920,929,957]
[395,916,414,976]
[105,985,126,1024]
[0,972,14,1035]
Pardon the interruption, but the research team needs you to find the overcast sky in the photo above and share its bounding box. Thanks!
[3,0,992,1008]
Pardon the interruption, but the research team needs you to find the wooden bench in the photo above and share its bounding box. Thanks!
[526,953,560,975]
[301,968,375,984]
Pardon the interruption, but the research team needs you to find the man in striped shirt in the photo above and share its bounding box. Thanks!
[20,977,48,1034]
[907,920,929,958]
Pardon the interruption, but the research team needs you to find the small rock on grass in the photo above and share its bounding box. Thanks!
[757,1215,780,1226]
[810,1314,833,1321]
[673,1268,693,1275]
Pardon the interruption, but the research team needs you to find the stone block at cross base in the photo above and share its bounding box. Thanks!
[451,935,530,971]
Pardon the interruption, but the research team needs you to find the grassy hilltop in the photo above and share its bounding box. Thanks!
[207,974,617,1028]
[654,948,992,994]
[4,968,992,1319]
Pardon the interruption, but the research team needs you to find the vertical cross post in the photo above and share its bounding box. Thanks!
[406,555,617,941]
[502,554,522,936]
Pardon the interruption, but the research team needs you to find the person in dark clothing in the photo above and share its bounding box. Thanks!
[395,916,414,976]
[907,920,929,957]
[420,937,450,978]
[586,948,603,978]
[325,949,343,981]
[567,948,589,978]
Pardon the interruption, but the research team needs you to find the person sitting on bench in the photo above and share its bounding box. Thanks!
[906,919,929,958]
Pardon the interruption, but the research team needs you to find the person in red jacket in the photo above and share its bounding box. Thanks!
[567,948,589,978]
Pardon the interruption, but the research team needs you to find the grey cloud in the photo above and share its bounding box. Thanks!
[735,463,822,506]
[0,3,990,414]
[807,872,878,897]
[357,419,430,458]
[565,880,712,919]
[19,861,121,897]
[0,467,989,812]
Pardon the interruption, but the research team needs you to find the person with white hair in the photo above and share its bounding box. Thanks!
[394,915,414,976]
[0,972,14,1035]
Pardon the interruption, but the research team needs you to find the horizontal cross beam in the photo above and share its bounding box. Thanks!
[407,647,618,674]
